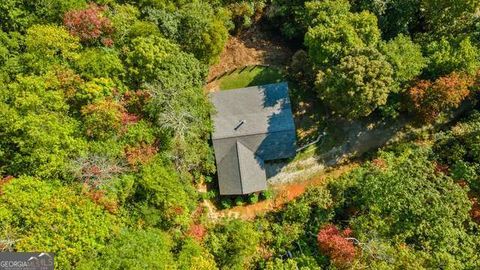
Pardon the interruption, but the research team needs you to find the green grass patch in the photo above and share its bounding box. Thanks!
[219,66,284,90]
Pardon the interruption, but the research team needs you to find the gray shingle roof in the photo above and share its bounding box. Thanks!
[217,141,267,195]
[211,82,295,139]
[210,83,296,195]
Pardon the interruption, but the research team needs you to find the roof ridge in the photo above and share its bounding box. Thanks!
[212,128,295,141]
[236,141,261,194]
[235,141,243,194]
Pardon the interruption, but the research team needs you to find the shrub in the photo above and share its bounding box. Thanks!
[235,196,245,206]
[261,189,274,200]
[249,193,259,204]
[221,198,233,209]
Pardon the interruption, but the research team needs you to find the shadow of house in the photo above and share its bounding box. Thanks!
[210,83,297,195]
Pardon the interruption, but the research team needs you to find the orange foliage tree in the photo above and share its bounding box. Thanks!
[406,72,473,123]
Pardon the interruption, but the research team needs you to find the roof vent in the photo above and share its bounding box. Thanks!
[234,120,246,130]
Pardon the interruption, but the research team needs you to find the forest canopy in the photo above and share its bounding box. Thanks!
[0,0,479,269]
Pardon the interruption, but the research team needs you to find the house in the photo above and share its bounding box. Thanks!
[210,82,297,195]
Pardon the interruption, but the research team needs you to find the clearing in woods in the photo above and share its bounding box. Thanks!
[204,24,408,220]
[206,24,292,92]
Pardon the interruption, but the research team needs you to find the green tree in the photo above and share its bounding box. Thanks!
[125,35,206,87]
[74,77,118,106]
[421,0,480,36]
[0,30,21,66]
[353,0,421,39]
[75,48,125,80]
[331,146,480,268]
[268,0,309,40]
[206,219,261,270]
[144,6,181,40]
[0,75,86,178]
[78,228,176,270]
[315,47,394,118]
[81,99,125,140]
[177,238,218,270]
[0,0,86,32]
[265,258,299,270]
[354,0,479,38]
[0,176,118,269]
[425,36,480,77]
[177,1,229,64]
[25,24,79,60]
[304,0,381,67]
[109,4,161,47]
[434,110,480,193]
[136,158,197,229]
[379,34,426,87]
[24,24,80,73]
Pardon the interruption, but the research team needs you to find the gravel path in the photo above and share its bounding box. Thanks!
[268,116,407,185]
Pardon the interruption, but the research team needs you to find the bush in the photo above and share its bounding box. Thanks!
[221,198,233,209]
[261,189,274,200]
[235,196,245,206]
[200,190,217,201]
[248,193,259,204]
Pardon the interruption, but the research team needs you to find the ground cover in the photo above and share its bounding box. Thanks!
[218,65,283,90]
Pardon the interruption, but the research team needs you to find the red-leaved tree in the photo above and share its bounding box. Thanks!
[406,72,473,123]
[317,224,356,267]
[63,4,113,45]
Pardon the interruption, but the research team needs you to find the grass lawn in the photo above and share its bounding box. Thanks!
[218,66,284,90]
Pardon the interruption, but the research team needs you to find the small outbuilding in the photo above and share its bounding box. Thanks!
[210,82,297,195]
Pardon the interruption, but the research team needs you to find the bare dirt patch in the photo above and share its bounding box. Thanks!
[206,24,293,91]
[219,164,356,220]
